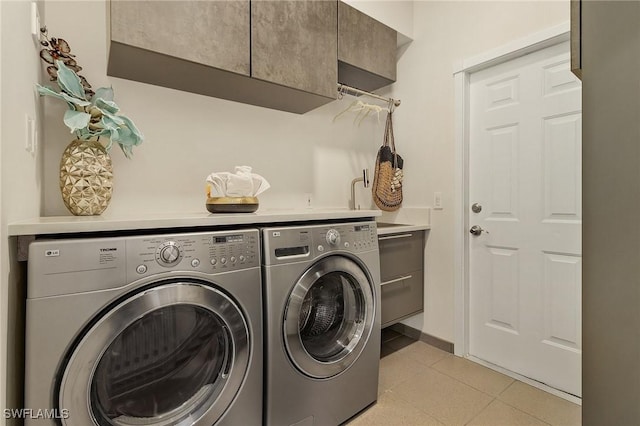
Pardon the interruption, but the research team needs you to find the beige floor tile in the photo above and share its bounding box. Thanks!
[432,356,515,396]
[467,400,550,426]
[391,367,493,425]
[498,382,581,426]
[391,341,450,367]
[347,392,444,426]
[378,350,431,394]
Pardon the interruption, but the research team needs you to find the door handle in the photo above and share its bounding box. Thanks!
[469,225,488,236]
[378,233,413,241]
[381,275,413,286]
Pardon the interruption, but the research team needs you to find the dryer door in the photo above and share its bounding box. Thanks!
[284,256,375,378]
[59,280,250,426]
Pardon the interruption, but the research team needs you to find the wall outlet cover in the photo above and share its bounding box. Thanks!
[25,115,36,155]
[434,192,443,210]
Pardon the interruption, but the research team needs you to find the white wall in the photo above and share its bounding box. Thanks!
[344,0,414,40]
[391,1,569,341]
[41,1,395,217]
[1,0,44,421]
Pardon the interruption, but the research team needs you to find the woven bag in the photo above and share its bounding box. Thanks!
[372,112,404,211]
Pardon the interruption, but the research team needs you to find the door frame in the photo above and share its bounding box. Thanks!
[453,22,571,358]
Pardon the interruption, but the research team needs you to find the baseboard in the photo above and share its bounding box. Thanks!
[388,323,454,354]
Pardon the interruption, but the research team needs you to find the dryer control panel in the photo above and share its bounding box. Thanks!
[27,229,260,299]
[262,221,378,266]
[127,230,260,278]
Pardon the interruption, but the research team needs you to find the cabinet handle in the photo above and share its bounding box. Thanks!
[378,233,413,241]
[381,275,413,286]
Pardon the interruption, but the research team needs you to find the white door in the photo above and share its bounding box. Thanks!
[468,41,582,396]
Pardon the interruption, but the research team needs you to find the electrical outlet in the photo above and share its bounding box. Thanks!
[31,2,41,48]
[434,192,443,210]
[304,193,313,209]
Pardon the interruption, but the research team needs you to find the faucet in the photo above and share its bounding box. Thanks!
[350,169,370,210]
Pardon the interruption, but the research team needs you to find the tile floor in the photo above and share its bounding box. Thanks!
[347,330,581,426]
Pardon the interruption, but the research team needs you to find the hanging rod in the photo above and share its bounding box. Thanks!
[337,83,401,108]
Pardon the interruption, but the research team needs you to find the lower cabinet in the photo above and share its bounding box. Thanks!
[378,231,425,328]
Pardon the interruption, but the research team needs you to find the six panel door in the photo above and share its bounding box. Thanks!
[468,41,582,396]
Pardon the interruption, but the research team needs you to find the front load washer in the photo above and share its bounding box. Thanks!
[262,221,381,426]
[25,229,262,426]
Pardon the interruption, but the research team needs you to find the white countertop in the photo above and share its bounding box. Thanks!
[8,209,381,236]
[376,223,430,236]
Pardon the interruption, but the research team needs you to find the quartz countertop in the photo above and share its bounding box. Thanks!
[8,209,381,236]
[376,222,430,236]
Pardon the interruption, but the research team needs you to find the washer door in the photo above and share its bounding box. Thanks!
[283,256,375,379]
[59,280,250,426]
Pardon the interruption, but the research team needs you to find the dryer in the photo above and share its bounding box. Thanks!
[262,221,381,426]
[25,229,262,426]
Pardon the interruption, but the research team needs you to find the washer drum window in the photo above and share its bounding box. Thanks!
[58,281,250,426]
[284,256,375,379]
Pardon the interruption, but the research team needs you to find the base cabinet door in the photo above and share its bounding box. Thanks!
[379,231,425,327]
[381,272,423,327]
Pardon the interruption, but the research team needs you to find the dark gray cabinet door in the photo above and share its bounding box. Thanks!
[338,1,397,92]
[108,0,336,113]
[378,231,425,327]
[251,1,337,100]
[110,1,250,76]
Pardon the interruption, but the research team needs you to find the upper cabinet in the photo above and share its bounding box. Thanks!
[108,0,337,113]
[107,1,398,113]
[252,1,337,100]
[110,1,250,76]
[338,1,397,92]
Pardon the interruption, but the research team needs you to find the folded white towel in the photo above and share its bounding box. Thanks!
[206,166,270,197]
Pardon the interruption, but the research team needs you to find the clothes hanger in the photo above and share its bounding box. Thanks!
[333,98,387,125]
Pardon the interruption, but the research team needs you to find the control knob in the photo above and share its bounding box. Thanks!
[157,242,181,266]
[326,229,341,246]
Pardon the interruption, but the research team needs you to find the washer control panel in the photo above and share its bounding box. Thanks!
[262,221,378,265]
[126,229,259,278]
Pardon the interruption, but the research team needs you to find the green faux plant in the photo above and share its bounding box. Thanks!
[35,28,143,158]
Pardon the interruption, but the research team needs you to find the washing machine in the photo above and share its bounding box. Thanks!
[25,229,262,426]
[262,221,381,426]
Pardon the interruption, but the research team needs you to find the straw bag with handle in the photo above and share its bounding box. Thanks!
[372,111,404,211]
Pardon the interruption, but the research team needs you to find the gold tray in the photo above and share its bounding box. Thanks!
[206,197,259,213]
